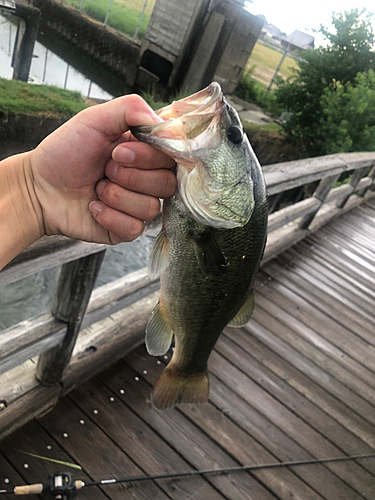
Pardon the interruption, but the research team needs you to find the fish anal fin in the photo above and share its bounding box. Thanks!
[152,365,209,410]
[190,230,228,275]
[145,301,174,356]
[148,230,169,279]
[228,292,255,327]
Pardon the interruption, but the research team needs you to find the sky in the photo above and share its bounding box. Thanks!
[244,0,374,46]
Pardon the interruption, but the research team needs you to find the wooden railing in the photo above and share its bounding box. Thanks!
[1,152,375,438]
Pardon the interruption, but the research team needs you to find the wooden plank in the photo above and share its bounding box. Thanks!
[37,251,106,385]
[267,197,320,233]
[0,313,65,377]
[0,236,106,286]
[254,291,375,390]
[206,349,375,497]
[0,268,158,377]
[0,452,39,500]
[99,362,313,500]
[316,226,375,265]
[54,394,226,500]
[244,310,375,412]
[257,278,375,375]
[62,291,158,393]
[278,247,375,319]
[222,326,375,439]
[299,174,340,229]
[297,239,375,292]
[263,260,375,342]
[126,347,360,500]
[0,420,108,500]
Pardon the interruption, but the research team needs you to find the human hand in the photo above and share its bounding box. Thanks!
[29,94,176,245]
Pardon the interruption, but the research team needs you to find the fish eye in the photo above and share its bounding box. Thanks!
[227,126,243,145]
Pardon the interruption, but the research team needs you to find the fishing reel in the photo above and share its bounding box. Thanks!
[11,472,83,499]
[47,472,83,500]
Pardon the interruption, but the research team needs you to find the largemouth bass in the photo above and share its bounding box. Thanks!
[132,82,268,409]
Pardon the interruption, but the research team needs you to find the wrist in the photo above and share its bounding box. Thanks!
[0,151,44,270]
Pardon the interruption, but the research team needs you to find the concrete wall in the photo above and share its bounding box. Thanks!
[138,0,263,94]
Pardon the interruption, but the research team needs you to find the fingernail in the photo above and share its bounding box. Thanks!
[113,146,136,165]
[137,110,163,126]
[96,180,107,196]
[89,201,102,217]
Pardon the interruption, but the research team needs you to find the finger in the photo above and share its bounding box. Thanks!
[89,201,144,243]
[80,94,163,138]
[112,142,175,170]
[96,179,161,221]
[106,161,176,199]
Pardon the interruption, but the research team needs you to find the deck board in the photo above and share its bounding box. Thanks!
[1,200,375,499]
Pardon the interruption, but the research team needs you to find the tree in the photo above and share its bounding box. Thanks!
[320,70,375,153]
[274,9,375,156]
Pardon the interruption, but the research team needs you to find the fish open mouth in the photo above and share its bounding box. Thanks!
[132,83,254,229]
[131,83,224,159]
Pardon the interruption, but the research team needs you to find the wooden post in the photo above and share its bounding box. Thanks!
[336,166,369,208]
[299,174,340,230]
[36,250,106,385]
[356,165,375,198]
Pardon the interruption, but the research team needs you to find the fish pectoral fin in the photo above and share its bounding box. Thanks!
[227,292,255,327]
[145,301,174,356]
[152,365,209,410]
[191,230,228,275]
[148,230,169,279]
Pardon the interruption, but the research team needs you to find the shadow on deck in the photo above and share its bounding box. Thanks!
[1,199,375,500]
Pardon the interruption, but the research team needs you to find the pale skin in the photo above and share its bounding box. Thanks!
[0,94,176,271]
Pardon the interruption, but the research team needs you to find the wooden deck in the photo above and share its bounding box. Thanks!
[1,199,375,500]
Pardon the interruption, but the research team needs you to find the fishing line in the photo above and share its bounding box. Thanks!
[1,453,375,496]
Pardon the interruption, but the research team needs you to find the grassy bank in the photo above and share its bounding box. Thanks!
[247,41,299,86]
[64,0,155,40]
[0,78,87,118]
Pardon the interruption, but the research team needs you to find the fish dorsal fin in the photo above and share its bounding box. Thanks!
[148,230,169,279]
[228,292,255,327]
[146,301,174,356]
[190,230,228,275]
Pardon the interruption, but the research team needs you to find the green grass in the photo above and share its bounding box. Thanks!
[242,120,283,134]
[65,0,155,40]
[0,78,87,118]
[247,40,300,86]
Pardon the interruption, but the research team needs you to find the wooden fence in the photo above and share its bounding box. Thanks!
[1,152,375,439]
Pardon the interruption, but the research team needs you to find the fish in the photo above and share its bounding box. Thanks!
[131,82,268,410]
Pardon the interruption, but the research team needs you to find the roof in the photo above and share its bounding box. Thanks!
[282,29,314,49]
[262,23,283,37]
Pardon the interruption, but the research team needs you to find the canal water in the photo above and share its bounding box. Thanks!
[0,14,113,99]
[0,14,155,331]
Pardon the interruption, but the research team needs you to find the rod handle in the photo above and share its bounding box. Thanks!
[14,484,43,495]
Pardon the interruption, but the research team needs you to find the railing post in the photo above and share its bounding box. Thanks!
[299,174,340,230]
[36,250,106,385]
[336,166,369,209]
[356,165,375,198]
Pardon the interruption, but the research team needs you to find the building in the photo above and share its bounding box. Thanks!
[281,29,314,52]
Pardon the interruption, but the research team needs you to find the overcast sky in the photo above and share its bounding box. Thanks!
[244,0,373,46]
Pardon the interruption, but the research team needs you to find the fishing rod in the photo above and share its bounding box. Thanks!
[2,453,375,499]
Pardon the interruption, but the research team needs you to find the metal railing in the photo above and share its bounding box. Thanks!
[60,0,150,42]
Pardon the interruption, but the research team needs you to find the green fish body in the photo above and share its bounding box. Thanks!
[132,83,268,409]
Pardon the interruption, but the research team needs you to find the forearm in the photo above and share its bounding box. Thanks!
[0,152,44,271]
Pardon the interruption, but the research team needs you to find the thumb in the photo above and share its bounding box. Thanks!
[81,94,163,138]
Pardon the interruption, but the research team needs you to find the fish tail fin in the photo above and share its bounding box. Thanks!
[152,365,209,410]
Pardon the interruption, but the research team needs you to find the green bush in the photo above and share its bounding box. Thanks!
[235,65,264,104]
[320,70,375,153]
[274,8,375,156]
